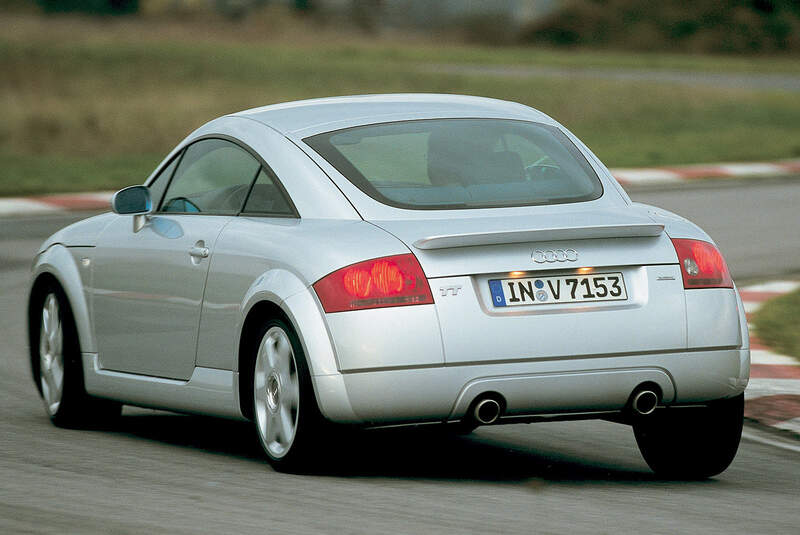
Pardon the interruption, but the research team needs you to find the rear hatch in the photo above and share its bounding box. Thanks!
[372,208,686,364]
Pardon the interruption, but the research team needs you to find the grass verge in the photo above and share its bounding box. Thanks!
[2,11,800,195]
[0,153,160,197]
[752,288,800,363]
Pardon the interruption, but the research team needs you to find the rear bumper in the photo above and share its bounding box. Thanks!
[312,348,750,425]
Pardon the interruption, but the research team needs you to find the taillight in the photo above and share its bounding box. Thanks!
[671,238,733,289]
[314,254,434,313]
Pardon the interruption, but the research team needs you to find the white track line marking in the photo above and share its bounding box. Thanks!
[751,349,800,366]
[743,301,764,314]
[742,428,800,453]
[746,378,800,399]
[775,417,800,435]
[718,163,786,175]
[611,169,683,183]
[741,281,800,294]
[0,199,60,215]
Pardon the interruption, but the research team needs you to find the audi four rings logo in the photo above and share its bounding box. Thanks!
[532,249,579,263]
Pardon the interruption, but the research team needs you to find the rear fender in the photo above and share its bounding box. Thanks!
[734,284,751,388]
[238,268,339,377]
[631,203,714,242]
[237,268,357,421]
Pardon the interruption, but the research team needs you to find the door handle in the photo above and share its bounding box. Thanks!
[189,246,209,258]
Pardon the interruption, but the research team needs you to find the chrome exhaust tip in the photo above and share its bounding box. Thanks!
[473,398,502,425]
[631,390,659,416]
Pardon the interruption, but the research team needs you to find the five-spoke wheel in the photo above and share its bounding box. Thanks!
[39,294,65,417]
[32,284,121,427]
[250,319,320,471]
[254,325,301,459]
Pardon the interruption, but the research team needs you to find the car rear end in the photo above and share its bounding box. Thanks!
[299,114,748,427]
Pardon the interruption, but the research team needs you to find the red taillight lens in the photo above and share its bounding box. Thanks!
[671,238,733,289]
[314,254,434,313]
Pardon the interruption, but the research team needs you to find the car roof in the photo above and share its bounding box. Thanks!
[232,94,557,138]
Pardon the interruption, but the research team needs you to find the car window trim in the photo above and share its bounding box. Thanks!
[145,149,185,210]
[154,147,188,213]
[303,118,604,211]
[154,134,300,218]
[240,167,298,219]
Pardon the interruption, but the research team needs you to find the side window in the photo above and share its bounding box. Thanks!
[147,155,180,209]
[241,169,294,216]
[160,139,260,215]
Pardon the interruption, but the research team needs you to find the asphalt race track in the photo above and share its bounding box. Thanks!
[1,181,799,534]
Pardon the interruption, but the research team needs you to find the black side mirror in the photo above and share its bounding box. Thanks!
[111,186,152,215]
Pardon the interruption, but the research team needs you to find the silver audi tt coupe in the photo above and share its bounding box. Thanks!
[29,94,749,477]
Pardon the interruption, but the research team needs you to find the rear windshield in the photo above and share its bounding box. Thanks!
[304,118,603,210]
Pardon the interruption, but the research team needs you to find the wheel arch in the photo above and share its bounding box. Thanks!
[28,264,85,396]
[30,244,94,346]
[235,263,346,418]
[237,300,293,420]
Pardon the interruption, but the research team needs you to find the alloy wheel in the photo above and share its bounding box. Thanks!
[39,294,65,416]
[253,326,300,459]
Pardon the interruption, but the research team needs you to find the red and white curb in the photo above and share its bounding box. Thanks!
[741,280,800,436]
[612,159,800,187]
[1,159,799,217]
[0,191,113,217]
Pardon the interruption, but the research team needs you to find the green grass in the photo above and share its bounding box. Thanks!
[752,288,800,363]
[2,12,800,196]
[0,153,161,196]
[351,44,800,74]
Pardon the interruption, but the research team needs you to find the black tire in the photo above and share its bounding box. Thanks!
[250,318,322,472]
[31,282,122,428]
[633,394,744,479]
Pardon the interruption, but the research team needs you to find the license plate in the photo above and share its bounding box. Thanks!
[489,272,627,307]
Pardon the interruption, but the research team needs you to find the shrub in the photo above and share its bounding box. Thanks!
[520,0,800,53]
[37,0,139,15]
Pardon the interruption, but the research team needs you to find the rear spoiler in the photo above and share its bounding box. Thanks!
[412,223,665,250]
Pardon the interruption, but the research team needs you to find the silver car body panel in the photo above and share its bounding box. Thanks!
[411,221,664,250]
[378,221,678,279]
[631,202,713,242]
[32,244,96,352]
[735,287,751,352]
[329,347,748,424]
[686,289,742,349]
[432,265,687,365]
[198,216,409,372]
[236,94,552,138]
[36,212,116,253]
[92,214,233,380]
[325,305,444,371]
[82,353,244,419]
[28,94,750,426]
